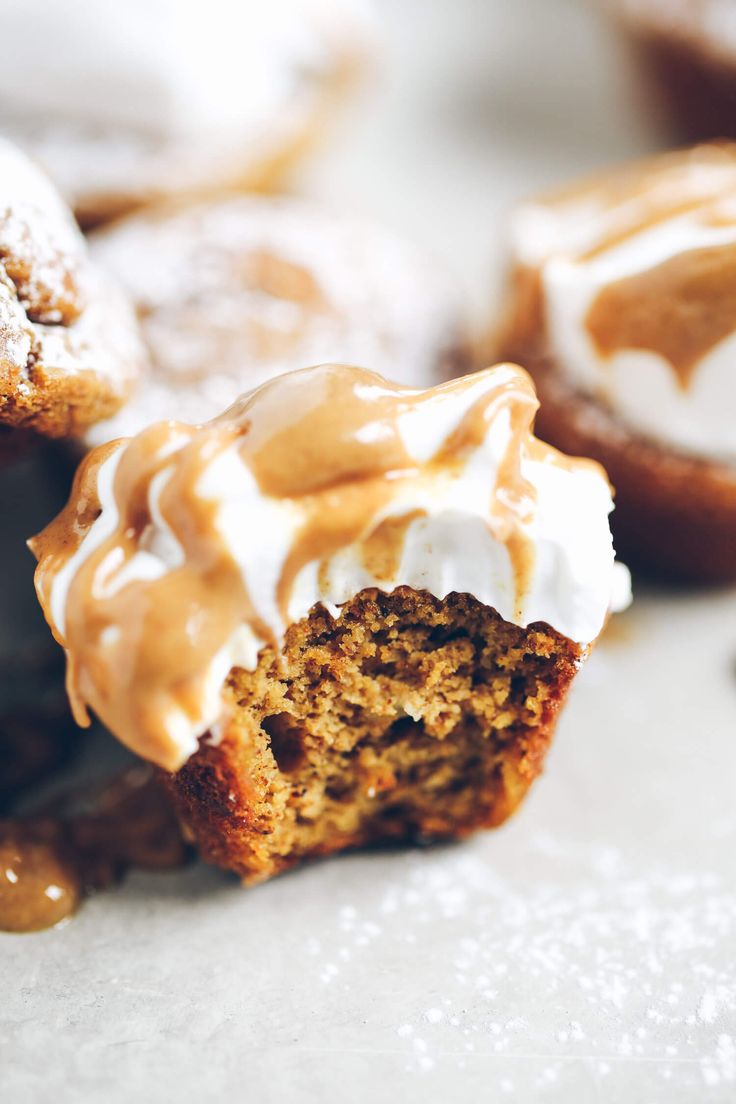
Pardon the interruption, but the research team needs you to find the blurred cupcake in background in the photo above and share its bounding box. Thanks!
[494,142,736,582]
[86,194,471,445]
[610,0,736,142]
[0,0,376,228]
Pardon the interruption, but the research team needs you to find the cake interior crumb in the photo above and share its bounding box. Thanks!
[169,588,581,883]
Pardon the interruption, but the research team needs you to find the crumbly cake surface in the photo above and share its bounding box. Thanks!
[167,588,582,883]
[518,356,736,582]
[0,141,142,439]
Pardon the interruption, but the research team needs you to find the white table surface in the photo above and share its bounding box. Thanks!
[3,2,736,1100]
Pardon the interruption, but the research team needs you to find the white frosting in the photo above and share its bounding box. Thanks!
[510,161,736,464]
[86,197,466,443]
[0,0,374,206]
[45,367,630,768]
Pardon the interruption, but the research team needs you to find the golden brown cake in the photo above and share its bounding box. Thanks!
[611,0,736,143]
[31,364,628,883]
[85,195,470,444]
[0,137,143,443]
[0,0,375,228]
[495,143,736,582]
[173,590,582,881]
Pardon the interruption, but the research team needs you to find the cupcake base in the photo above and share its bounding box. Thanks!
[522,357,736,583]
[166,587,581,884]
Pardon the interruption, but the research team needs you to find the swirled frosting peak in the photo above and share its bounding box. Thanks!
[31,363,628,770]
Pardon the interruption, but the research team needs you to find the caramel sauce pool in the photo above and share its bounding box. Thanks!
[0,765,189,934]
[0,823,79,932]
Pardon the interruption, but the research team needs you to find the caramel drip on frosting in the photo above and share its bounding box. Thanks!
[230,365,415,496]
[516,143,736,386]
[586,243,736,387]
[31,364,588,771]
[361,510,426,582]
[539,143,736,246]
[578,196,719,263]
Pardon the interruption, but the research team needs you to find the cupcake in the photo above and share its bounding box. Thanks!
[496,142,736,582]
[612,0,736,142]
[0,0,375,228]
[85,195,470,445]
[0,137,143,448]
[31,363,628,883]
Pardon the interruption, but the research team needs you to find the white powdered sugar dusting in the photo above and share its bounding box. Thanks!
[0,136,142,399]
[0,135,84,326]
[301,835,736,1094]
[87,196,467,443]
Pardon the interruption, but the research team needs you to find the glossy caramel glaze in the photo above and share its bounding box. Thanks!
[503,143,736,389]
[32,364,613,772]
[0,765,189,934]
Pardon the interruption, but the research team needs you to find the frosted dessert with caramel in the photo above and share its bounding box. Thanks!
[0,0,375,228]
[86,196,469,445]
[0,138,142,444]
[496,143,736,581]
[611,0,736,143]
[31,363,629,883]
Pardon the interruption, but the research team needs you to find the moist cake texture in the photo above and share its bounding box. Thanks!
[173,588,581,882]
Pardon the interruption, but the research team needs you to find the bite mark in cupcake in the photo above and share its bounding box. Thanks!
[30,363,628,882]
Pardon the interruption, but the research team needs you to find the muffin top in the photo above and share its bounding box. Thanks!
[0,0,375,220]
[32,363,627,770]
[0,137,143,438]
[86,195,468,444]
[500,142,736,463]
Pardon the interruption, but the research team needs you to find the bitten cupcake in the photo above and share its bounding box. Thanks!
[0,137,142,448]
[86,195,470,444]
[31,363,628,884]
[0,0,375,228]
[495,142,736,582]
[611,0,736,142]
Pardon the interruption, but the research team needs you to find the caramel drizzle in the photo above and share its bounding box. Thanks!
[31,364,588,771]
[540,143,736,257]
[521,144,736,386]
[0,766,188,934]
[360,510,427,582]
[586,242,736,388]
